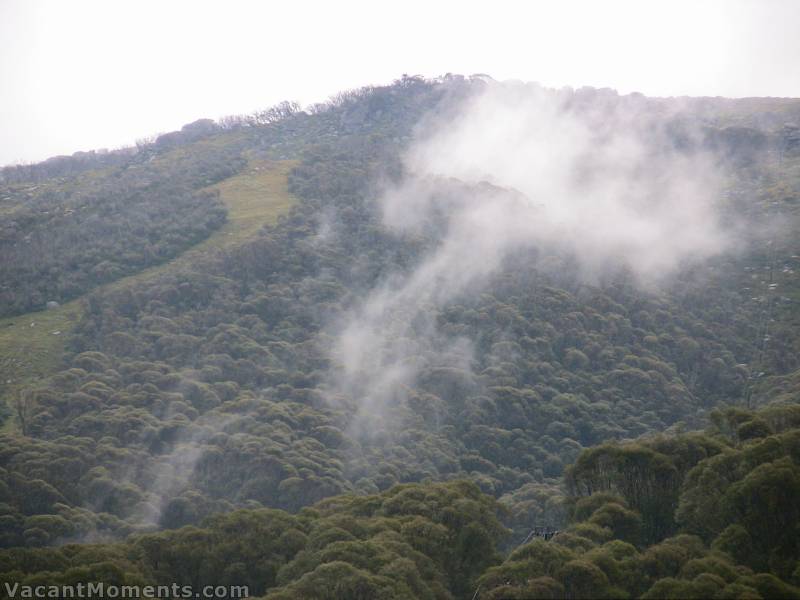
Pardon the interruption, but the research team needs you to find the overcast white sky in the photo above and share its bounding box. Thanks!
[1,0,799,166]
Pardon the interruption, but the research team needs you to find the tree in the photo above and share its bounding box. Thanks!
[13,389,35,436]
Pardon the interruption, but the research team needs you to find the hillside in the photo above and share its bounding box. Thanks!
[1,76,800,598]
[0,158,298,432]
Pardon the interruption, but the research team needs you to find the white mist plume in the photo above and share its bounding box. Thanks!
[396,82,729,278]
[327,82,731,426]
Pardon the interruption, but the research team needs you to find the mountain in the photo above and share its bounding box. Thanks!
[1,75,800,598]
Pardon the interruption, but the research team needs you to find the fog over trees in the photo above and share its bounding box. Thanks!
[1,75,800,598]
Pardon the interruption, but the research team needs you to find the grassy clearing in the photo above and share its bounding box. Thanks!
[0,304,80,432]
[209,158,298,243]
[0,159,298,431]
[98,159,299,287]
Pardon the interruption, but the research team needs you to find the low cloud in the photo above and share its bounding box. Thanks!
[326,81,733,428]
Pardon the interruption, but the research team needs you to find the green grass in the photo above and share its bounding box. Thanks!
[0,304,80,433]
[202,158,299,245]
[96,159,299,287]
[0,159,298,432]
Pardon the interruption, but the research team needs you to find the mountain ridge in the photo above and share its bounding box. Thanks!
[1,75,799,598]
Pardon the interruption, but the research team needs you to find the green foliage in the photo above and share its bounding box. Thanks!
[478,404,800,598]
[0,481,504,599]
[2,77,800,597]
[0,141,242,317]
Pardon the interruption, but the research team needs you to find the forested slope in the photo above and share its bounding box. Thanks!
[1,76,800,598]
[1,403,798,598]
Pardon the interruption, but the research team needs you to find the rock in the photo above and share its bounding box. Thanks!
[46,300,60,309]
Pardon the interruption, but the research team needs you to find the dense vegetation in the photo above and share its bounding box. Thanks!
[0,127,241,316]
[479,403,800,599]
[2,404,799,598]
[2,77,800,597]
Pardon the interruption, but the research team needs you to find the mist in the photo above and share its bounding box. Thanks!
[325,81,734,428]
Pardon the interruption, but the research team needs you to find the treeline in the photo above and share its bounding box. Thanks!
[0,76,459,317]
